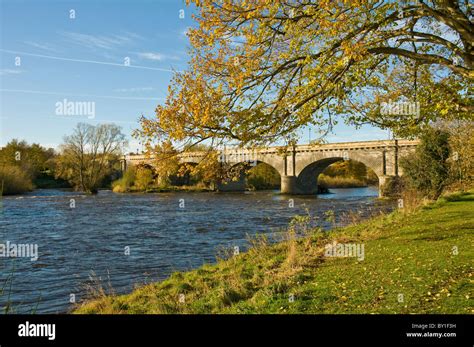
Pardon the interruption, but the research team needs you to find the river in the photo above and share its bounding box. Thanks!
[0,187,394,313]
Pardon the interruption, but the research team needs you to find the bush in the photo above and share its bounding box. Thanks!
[112,167,136,193]
[379,176,405,198]
[401,128,450,199]
[0,165,34,195]
[134,167,154,191]
[441,120,474,191]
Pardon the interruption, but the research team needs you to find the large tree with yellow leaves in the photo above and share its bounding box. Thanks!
[137,0,472,147]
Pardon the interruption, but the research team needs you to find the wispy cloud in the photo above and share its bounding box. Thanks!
[0,69,22,76]
[60,32,138,50]
[137,52,164,61]
[136,52,181,62]
[0,49,177,72]
[113,87,155,93]
[24,41,59,53]
[122,31,145,41]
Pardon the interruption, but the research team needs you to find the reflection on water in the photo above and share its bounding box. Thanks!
[0,187,393,313]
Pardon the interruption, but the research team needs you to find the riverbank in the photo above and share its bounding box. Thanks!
[0,170,70,195]
[318,174,369,188]
[117,185,214,193]
[75,190,473,314]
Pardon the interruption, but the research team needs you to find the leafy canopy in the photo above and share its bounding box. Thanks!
[137,0,472,147]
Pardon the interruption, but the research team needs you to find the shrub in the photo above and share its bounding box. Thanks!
[112,167,136,193]
[401,128,450,199]
[379,176,405,198]
[442,120,474,191]
[134,167,154,191]
[0,165,34,195]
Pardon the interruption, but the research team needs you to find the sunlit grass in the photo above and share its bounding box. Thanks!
[75,190,474,314]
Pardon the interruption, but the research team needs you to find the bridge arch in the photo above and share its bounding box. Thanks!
[218,160,282,192]
[296,156,382,194]
[135,162,157,175]
[225,158,282,178]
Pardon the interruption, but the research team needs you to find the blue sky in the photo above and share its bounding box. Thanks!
[0,0,389,152]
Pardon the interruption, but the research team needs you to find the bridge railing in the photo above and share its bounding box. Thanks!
[123,139,420,162]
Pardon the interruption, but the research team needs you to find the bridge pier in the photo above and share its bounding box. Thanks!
[283,174,398,197]
[379,176,388,197]
[281,175,299,194]
[120,157,127,172]
[281,175,326,195]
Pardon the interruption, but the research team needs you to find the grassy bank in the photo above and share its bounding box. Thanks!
[75,191,474,314]
[122,185,213,193]
[318,174,369,188]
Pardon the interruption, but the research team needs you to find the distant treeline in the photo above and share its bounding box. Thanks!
[0,140,69,195]
[0,124,125,195]
[3,121,471,198]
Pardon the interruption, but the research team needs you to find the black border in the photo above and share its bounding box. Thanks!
[0,314,472,346]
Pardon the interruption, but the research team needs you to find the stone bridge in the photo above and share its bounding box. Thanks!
[122,139,419,196]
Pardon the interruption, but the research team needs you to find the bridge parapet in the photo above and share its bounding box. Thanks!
[124,140,418,163]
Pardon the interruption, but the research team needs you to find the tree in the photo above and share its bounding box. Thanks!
[55,123,127,193]
[136,1,472,147]
[401,127,451,199]
[348,60,471,138]
[152,140,180,186]
[182,144,227,188]
[0,139,55,178]
[0,165,33,195]
[435,119,474,190]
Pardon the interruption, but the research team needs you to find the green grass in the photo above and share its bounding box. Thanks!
[318,174,369,188]
[75,190,474,314]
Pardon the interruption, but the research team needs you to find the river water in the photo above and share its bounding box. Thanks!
[0,187,394,313]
